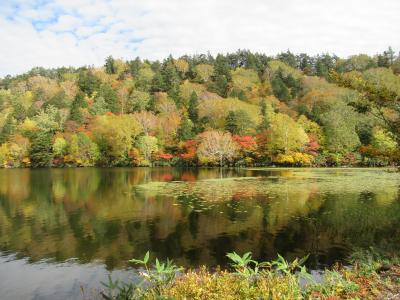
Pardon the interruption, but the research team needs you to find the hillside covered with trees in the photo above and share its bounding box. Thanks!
[0,48,399,168]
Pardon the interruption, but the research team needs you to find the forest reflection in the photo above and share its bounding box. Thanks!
[0,168,399,270]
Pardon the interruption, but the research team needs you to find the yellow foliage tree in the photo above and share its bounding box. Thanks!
[274,152,314,166]
[91,114,142,162]
[266,113,309,155]
[194,64,214,83]
[198,98,261,129]
[179,81,206,105]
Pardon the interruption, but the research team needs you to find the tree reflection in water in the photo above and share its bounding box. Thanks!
[0,167,399,270]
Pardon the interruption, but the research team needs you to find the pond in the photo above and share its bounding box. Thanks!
[0,167,399,299]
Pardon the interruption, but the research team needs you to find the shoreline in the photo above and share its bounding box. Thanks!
[0,165,398,169]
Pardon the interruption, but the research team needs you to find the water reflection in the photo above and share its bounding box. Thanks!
[0,168,399,271]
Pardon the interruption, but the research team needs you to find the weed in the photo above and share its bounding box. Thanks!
[101,250,400,300]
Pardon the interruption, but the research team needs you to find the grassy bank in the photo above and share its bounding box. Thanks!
[100,250,400,300]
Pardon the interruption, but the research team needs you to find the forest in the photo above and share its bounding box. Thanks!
[0,48,399,168]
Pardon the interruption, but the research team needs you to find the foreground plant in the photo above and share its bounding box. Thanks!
[101,250,400,300]
[101,251,182,299]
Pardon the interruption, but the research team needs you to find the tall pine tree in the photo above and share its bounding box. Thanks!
[104,56,117,74]
[188,92,199,123]
[0,114,15,143]
[259,99,270,130]
[69,92,86,123]
[30,131,53,167]
[177,115,194,141]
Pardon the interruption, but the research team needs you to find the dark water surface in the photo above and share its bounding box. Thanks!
[0,167,400,299]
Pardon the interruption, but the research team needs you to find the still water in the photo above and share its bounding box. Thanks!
[0,167,399,299]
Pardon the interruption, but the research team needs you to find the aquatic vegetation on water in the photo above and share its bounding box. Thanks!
[1,168,400,271]
[134,169,400,201]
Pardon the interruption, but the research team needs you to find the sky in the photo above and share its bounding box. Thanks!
[0,0,399,76]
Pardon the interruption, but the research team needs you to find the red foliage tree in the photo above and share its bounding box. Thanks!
[157,152,174,160]
[306,134,320,156]
[233,135,257,151]
[232,135,257,165]
[179,140,198,162]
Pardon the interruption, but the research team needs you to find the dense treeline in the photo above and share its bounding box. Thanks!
[0,48,399,167]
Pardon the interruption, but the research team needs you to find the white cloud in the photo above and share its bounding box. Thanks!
[0,0,399,76]
[75,25,104,38]
[47,15,82,32]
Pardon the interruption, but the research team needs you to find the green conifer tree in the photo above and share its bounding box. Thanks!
[104,56,117,74]
[177,115,194,141]
[30,131,53,167]
[188,92,199,124]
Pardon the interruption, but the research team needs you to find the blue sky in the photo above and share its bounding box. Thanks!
[0,0,400,76]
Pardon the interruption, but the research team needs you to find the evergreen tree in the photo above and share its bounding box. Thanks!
[151,71,166,92]
[225,110,254,135]
[48,91,68,109]
[225,111,238,134]
[282,73,301,98]
[147,94,156,112]
[271,75,291,101]
[168,84,183,108]
[235,110,254,135]
[161,59,181,92]
[315,54,335,78]
[186,60,196,80]
[98,83,119,113]
[128,57,141,77]
[213,54,231,81]
[277,50,297,68]
[377,55,389,68]
[385,47,395,66]
[198,116,210,133]
[69,92,86,123]
[177,115,194,141]
[11,101,27,122]
[229,89,247,100]
[298,53,314,75]
[214,75,229,97]
[377,47,396,68]
[0,114,15,143]
[104,56,117,74]
[150,60,162,72]
[78,70,101,96]
[260,99,270,130]
[188,92,199,124]
[30,131,53,167]
[211,54,231,97]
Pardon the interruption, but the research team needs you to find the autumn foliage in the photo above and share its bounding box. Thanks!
[0,49,399,167]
